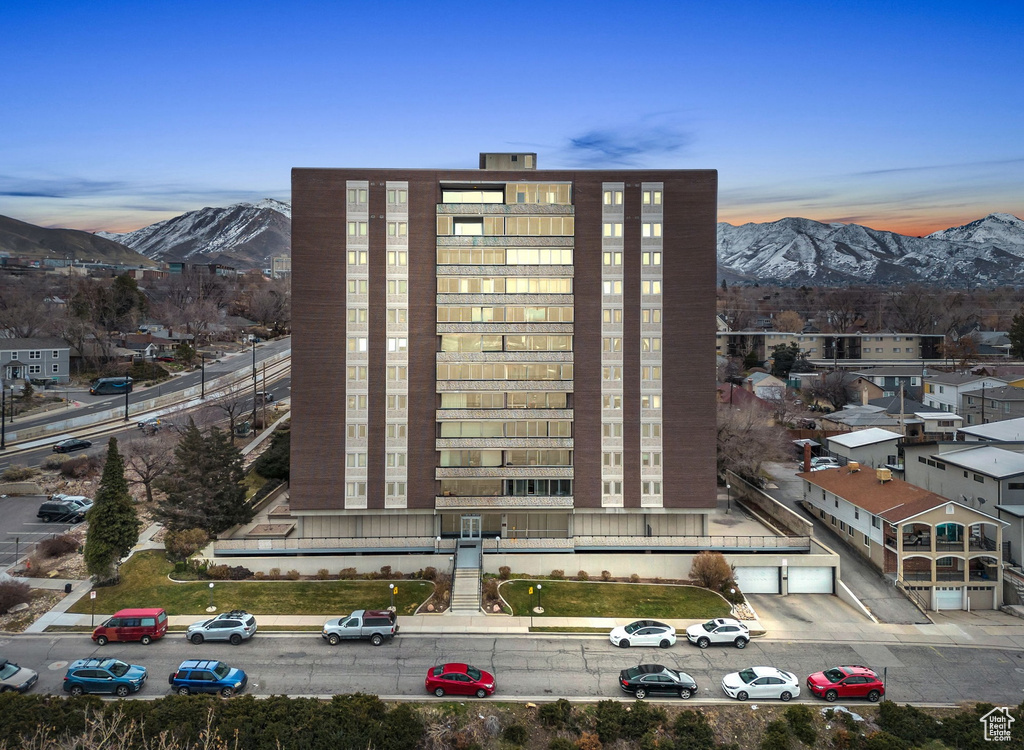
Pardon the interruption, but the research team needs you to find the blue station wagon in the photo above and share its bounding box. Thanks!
[63,658,147,697]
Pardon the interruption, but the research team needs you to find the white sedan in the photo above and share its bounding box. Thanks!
[722,666,800,701]
[609,620,676,649]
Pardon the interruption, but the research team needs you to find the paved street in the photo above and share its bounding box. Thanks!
[4,632,1023,705]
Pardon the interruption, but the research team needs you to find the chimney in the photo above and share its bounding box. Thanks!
[861,387,869,406]
[803,441,812,473]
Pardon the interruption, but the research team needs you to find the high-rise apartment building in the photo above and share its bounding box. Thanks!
[289,154,717,552]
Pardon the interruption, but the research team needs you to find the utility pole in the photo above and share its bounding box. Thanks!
[251,339,258,430]
[1,384,6,450]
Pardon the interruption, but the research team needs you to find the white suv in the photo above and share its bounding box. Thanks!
[186,610,257,645]
[685,618,750,649]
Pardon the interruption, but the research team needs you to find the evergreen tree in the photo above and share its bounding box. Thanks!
[1010,306,1024,359]
[84,438,140,583]
[253,429,290,481]
[156,419,252,534]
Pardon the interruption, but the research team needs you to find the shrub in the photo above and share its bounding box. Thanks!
[482,578,499,602]
[784,705,816,746]
[379,565,392,579]
[629,573,641,583]
[593,700,626,743]
[576,570,589,581]
[254,571,266,580]
[499,565,511,580]
[1,464,35,481]
[0,578,31,614]
[419,566,437,581]
[601,570,612,582]
[672,710,716,750]
[720,583,745,604]
[502,724,529,745]
[549,738,576,750]
[538,698,574,729]
[205,564,231,580]
[226,566,252,580]
[41,455,65,470]
[286,569,301,580]
[622,701,667,740]
[550,569,565,579]
[577,731,603,750]
[164,528,209,561]
[316,568,331,580]
[59,454,100,478]
[38,534,79,559]
[639,731,676,750]
[689,551,734,590]
[268,567,282,580]
[759,720,791,750]
[339,567,357,579]
[877,702,939,743]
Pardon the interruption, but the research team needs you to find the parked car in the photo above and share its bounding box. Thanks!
[0,659,38,693]
[609,620,676,649]
[255,391,275,405]
[322,610,398,646]
[93,608,169,645]
[806,665,884,702]
[37,499,87,524]
[722,666,800,701]
[619,664,698,700]
[136,417,162,433]
[185,610,257,645]
[52,438,92,453]
[63,658,147,697]
[685,618,750,649]
[809,456,840,468]
[425,663,495,698]
[168,659,247,697]
[51,494,93,513]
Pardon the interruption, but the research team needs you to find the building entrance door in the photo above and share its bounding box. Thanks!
[460,515,481,540]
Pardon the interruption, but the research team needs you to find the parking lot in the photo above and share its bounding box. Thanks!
[0,494,81,568]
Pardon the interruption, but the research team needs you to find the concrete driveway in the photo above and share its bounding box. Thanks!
[764,462,931,625]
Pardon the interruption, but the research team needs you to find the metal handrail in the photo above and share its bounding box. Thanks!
[894,573,930,613]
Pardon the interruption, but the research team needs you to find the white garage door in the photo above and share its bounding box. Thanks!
[934,586,963,610]
[734,566,781,594]
[788,566,834,594]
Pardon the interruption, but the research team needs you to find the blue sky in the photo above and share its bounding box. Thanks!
[1,0,1021,235]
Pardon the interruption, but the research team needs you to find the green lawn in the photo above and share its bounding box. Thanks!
[498,580,730,619]
[68,551,433,617]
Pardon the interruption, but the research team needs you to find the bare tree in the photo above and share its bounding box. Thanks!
[245,281,290,329]
[0,275,53,337]
[717,403,791,486]
[819,287,866,332]
[886,285,942,333]
[211,385,252,444]
[121,434,177,505]
[805,371,852,410]
[772,309,804,333]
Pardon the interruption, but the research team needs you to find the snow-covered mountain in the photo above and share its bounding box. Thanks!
[717,213,1024,287]
[98,199,291,269]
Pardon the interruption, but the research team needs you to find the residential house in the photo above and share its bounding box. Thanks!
[922,372,1007,414]
[716,331,944,366]
[800,465,1006,610]
[744,371,786,402]
[912,412,963,441]
[0,337,71,385]
[826,428,902,469]
[820,404,902,433]
[962,385,1024,426]
[851,365,925,399]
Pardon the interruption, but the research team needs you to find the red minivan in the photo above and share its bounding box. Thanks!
[92,608,168,645]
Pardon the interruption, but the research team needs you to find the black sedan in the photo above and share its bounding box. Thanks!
[619,664,698,700]
[52,438,92,453]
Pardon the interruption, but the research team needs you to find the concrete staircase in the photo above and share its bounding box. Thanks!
[450,540,482,614]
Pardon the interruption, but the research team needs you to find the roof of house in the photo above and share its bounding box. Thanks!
[823,406,901,428]
[800,466,1004,524]
[967,385,1024,402]
[958,417,1024,441]
[828,427,902,449]
[930,445,1024,479]
[914,412,963,422]
[868,395,930,415]
[716,383,766,409]
[997,505,1024,518]
[925,372,1007,387]
[0,337,69,350]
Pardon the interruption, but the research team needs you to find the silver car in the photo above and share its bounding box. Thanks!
[0,659,38,693]
[186,610,257,645]
[685,617,750,649]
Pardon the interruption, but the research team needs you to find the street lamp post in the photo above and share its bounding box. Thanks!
[1,384,6,450]
[251,339,258,430]
[726,482,731,514]
[123,375,130,422]
[389,583,395,609]
[200,353,206,399]
[536,583,542,611]
[495,535,501,554]
[207,582,215,612]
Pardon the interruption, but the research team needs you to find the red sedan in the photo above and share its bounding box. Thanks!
[425,663,495,698]
[806,665,884,702]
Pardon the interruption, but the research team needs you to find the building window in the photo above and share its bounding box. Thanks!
[603,309,623,323]
[346,453,367,468]
[603,280,622,294]
[347,395,368,409]
[603,190,623,205]
[641,280,662,295]
[603,251,622,266]
[640,394,661,408]
[347,221,368,236]
[28,365,41,374]
[602,366,622,381]
[386,189,407,204]
[603,481,623,495]
[641,423,661,438]
[974,474,985,483]
[641,338,661,352]
[347,279,368,294]
[641,452,661,467]
[603,422,623,437]
[642,251,661,265]
[641,309,661,323]
[387,395,408,409]
[346,366,367,381]
[642,190,662,205]
[52,364,59,373]
[603,337,622,352]
[603,452,622,467]
[387,338,408,352]
[345,482,366,497]
[386,453,407,467]
[872,515,880,528]
[386,482,407,496]
[346,424,367,438]
[641,223,662,238]
[642,481,662,495]
[864,532,871,547]
[602,222,623,238]
[387,251,408,265]
[52,350,59,358]
[29,350,41,359]
[347,337,368,352]
[348,308,367,323]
